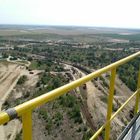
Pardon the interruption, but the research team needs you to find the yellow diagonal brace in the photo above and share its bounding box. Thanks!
[105,68,116,140]
[134,67,140,114]
[90,90,138,140]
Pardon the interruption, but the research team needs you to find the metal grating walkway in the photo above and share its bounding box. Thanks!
[118,111,140,140]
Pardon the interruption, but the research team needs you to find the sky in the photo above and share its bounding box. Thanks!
[0,0,140,29]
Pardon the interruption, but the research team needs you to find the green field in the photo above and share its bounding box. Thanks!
[101,33,140,41]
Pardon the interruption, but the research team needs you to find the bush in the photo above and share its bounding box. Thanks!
[69,104,82,124]
[39,108,48,120]
[59,94,76,108]
[15,132,22,140]
[17,75,27,85]
[82,130,93,140]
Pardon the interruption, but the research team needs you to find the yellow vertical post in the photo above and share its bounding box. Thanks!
[134,68,140,114]
[22,111,32,140]
[105,68,116,140]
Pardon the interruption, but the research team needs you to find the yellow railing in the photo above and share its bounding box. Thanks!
[0,51,140,140]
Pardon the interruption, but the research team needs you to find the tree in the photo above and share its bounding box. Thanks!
[17,75,27,85]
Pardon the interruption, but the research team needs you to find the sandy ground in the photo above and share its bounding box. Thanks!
[0,62,22,140]
[108,38,129,43]
[0,60,39,140]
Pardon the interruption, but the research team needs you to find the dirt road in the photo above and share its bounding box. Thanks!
[63,63,100,132]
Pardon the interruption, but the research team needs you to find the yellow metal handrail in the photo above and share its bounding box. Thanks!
[0,51,140,140]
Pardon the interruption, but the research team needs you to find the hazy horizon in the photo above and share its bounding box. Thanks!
[1,24,140,30]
